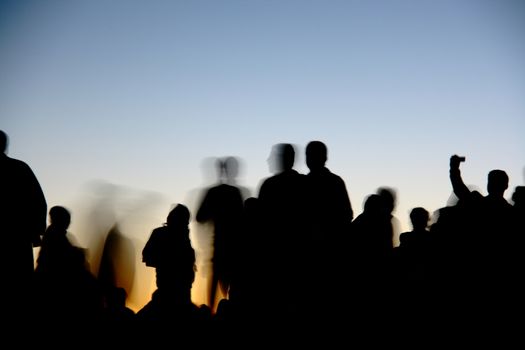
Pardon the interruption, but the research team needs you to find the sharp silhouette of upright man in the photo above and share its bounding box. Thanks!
[0,130,47,317]
[303,140,353,319]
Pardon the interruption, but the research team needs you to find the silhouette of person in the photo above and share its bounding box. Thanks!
[138,204,209,324]
[196,157,245,312]
[257,143,307,319]
[347,193,394,321]
[397,207,433,285]
[376,186,401,247]
[142,204,196,299]
[399,207,431,251]
[449,155,515,319]
[223,197,265,323]
[449,154,513,238]
[303,140,353,318]
[34,206,104,322]
[0,130,47,316]
[512,186,525,240]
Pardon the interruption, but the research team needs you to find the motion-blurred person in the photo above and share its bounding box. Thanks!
[196,157,245,312]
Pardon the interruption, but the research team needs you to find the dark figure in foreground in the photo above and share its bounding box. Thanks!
[257,143,307,320]
[303,141,353,319]
[34,206,104,322]
[0,130,47,318]
[448,155,516,322]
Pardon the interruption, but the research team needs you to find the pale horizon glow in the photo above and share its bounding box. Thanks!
[3,0,524,310]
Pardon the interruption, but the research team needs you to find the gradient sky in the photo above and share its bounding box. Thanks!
[1,0,524,309]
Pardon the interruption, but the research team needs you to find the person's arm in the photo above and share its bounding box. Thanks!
[23,162,47,247]
[449,155,470,201]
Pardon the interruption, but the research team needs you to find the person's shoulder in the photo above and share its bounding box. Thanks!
[149,226,168,238]
[3,155,30,168]
[327,170,347,185]
[154,225,169,233]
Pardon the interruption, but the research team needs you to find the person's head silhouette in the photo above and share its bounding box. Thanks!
[268,143,295,174]
[377,187,397,215]
[166,204,191,228]
[223,156,239,182]
[49,206,71,231]
[409,207,429,231]
[487,169,509,198]
[0,130,8,154]
[306,141,327,172]
[512,186,525,207]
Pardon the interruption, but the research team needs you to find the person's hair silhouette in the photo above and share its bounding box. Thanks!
[305,140,328,172]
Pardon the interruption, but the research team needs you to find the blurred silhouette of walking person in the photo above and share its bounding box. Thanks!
[0,130,47,318]
[196,157,245,312]
[303,140,353,319]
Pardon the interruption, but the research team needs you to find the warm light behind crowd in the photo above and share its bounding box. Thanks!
[3,0,525,311]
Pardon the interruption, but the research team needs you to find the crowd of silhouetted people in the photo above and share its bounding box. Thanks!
[1,130,524,340]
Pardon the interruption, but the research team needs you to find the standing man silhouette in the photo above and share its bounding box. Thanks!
[303,140,353,318]
[0,130,47,316]
[257,143,306,319]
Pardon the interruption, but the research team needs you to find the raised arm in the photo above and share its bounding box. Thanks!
[449,155,470,201]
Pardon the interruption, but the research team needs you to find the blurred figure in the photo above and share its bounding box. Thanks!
[512,186,525,214]
[98,223,136,305]
[196,157,245,312]
[376,186,401,247]
[0,130,47,318]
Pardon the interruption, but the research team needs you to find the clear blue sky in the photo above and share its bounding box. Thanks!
[1,0,524,309]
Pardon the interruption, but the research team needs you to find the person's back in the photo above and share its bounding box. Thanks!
[304,141,353,243]
[302,141,353,320]
[448,155,516,318]
[397,207,433,281]
[139,204,202,324]
[34,206,104,323]
[0,130,47,317]
[257,143,307,319]
[258,144,306,253]
[399,207,431,252]
[142,204,195,293]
